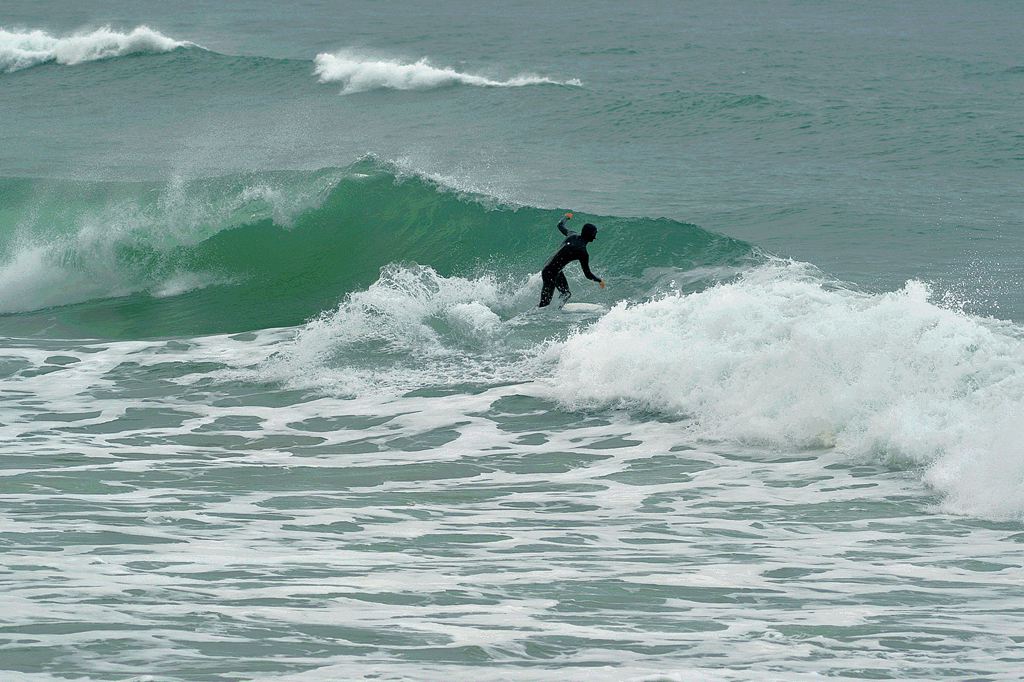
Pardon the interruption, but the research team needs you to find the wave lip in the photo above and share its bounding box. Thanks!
[0,25,193,73]
[314,51,582,94]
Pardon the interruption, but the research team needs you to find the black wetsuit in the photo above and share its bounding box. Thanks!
[538,218,601,307]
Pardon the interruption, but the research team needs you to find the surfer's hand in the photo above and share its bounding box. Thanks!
[565,212,573,220]
[599,280,606,289]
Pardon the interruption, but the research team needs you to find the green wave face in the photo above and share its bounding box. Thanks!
[0,160,754,339]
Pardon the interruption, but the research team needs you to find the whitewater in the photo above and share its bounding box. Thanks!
[314,52,582,94]
[2,3,1023,680]
[0,25,192,72]
[0,26,580,93]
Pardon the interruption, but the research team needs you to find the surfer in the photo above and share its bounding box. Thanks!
[538,212,605,307]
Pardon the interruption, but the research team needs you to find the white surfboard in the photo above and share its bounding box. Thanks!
[560,302,606,313]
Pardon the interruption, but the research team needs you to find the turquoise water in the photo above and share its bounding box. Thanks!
[2,2,1024,679]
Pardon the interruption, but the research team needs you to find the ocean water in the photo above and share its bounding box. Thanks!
[2,2,1023,679]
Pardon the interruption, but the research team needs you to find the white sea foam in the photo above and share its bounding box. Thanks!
[548,261,1024,519]
[3,331,1023,678]
[0,25,192,73]
[446,301,503,338]
[253,264,532,395]
[313,51,582,94]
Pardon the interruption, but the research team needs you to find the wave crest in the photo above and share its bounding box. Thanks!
[313,52,581,94]
[0,25,192,73]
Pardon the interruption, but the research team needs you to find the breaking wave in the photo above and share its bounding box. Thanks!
[0,25,194,72]
[549,261,1024,520]
[0,159,748,338]
[313,52,582,94]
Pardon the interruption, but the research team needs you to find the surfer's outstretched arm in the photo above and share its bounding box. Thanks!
[579,253,602,283]
[557,212,573,236]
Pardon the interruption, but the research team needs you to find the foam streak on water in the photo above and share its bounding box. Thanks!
[2,331,1023,680]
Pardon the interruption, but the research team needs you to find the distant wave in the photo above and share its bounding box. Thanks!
[1,29,583,93]
[314,52,582,94]
[0,25,194,73]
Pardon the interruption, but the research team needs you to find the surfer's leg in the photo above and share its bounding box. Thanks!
[538,271,556,307]
[556,272,571,304]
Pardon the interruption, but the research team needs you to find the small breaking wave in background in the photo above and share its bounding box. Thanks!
[1,26,582,98]
[313,51,582,93]
[0,25,194,72]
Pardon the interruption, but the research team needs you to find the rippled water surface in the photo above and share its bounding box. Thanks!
[3,337,1024,679]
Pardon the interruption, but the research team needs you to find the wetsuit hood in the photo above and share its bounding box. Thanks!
[581,223,598,242]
